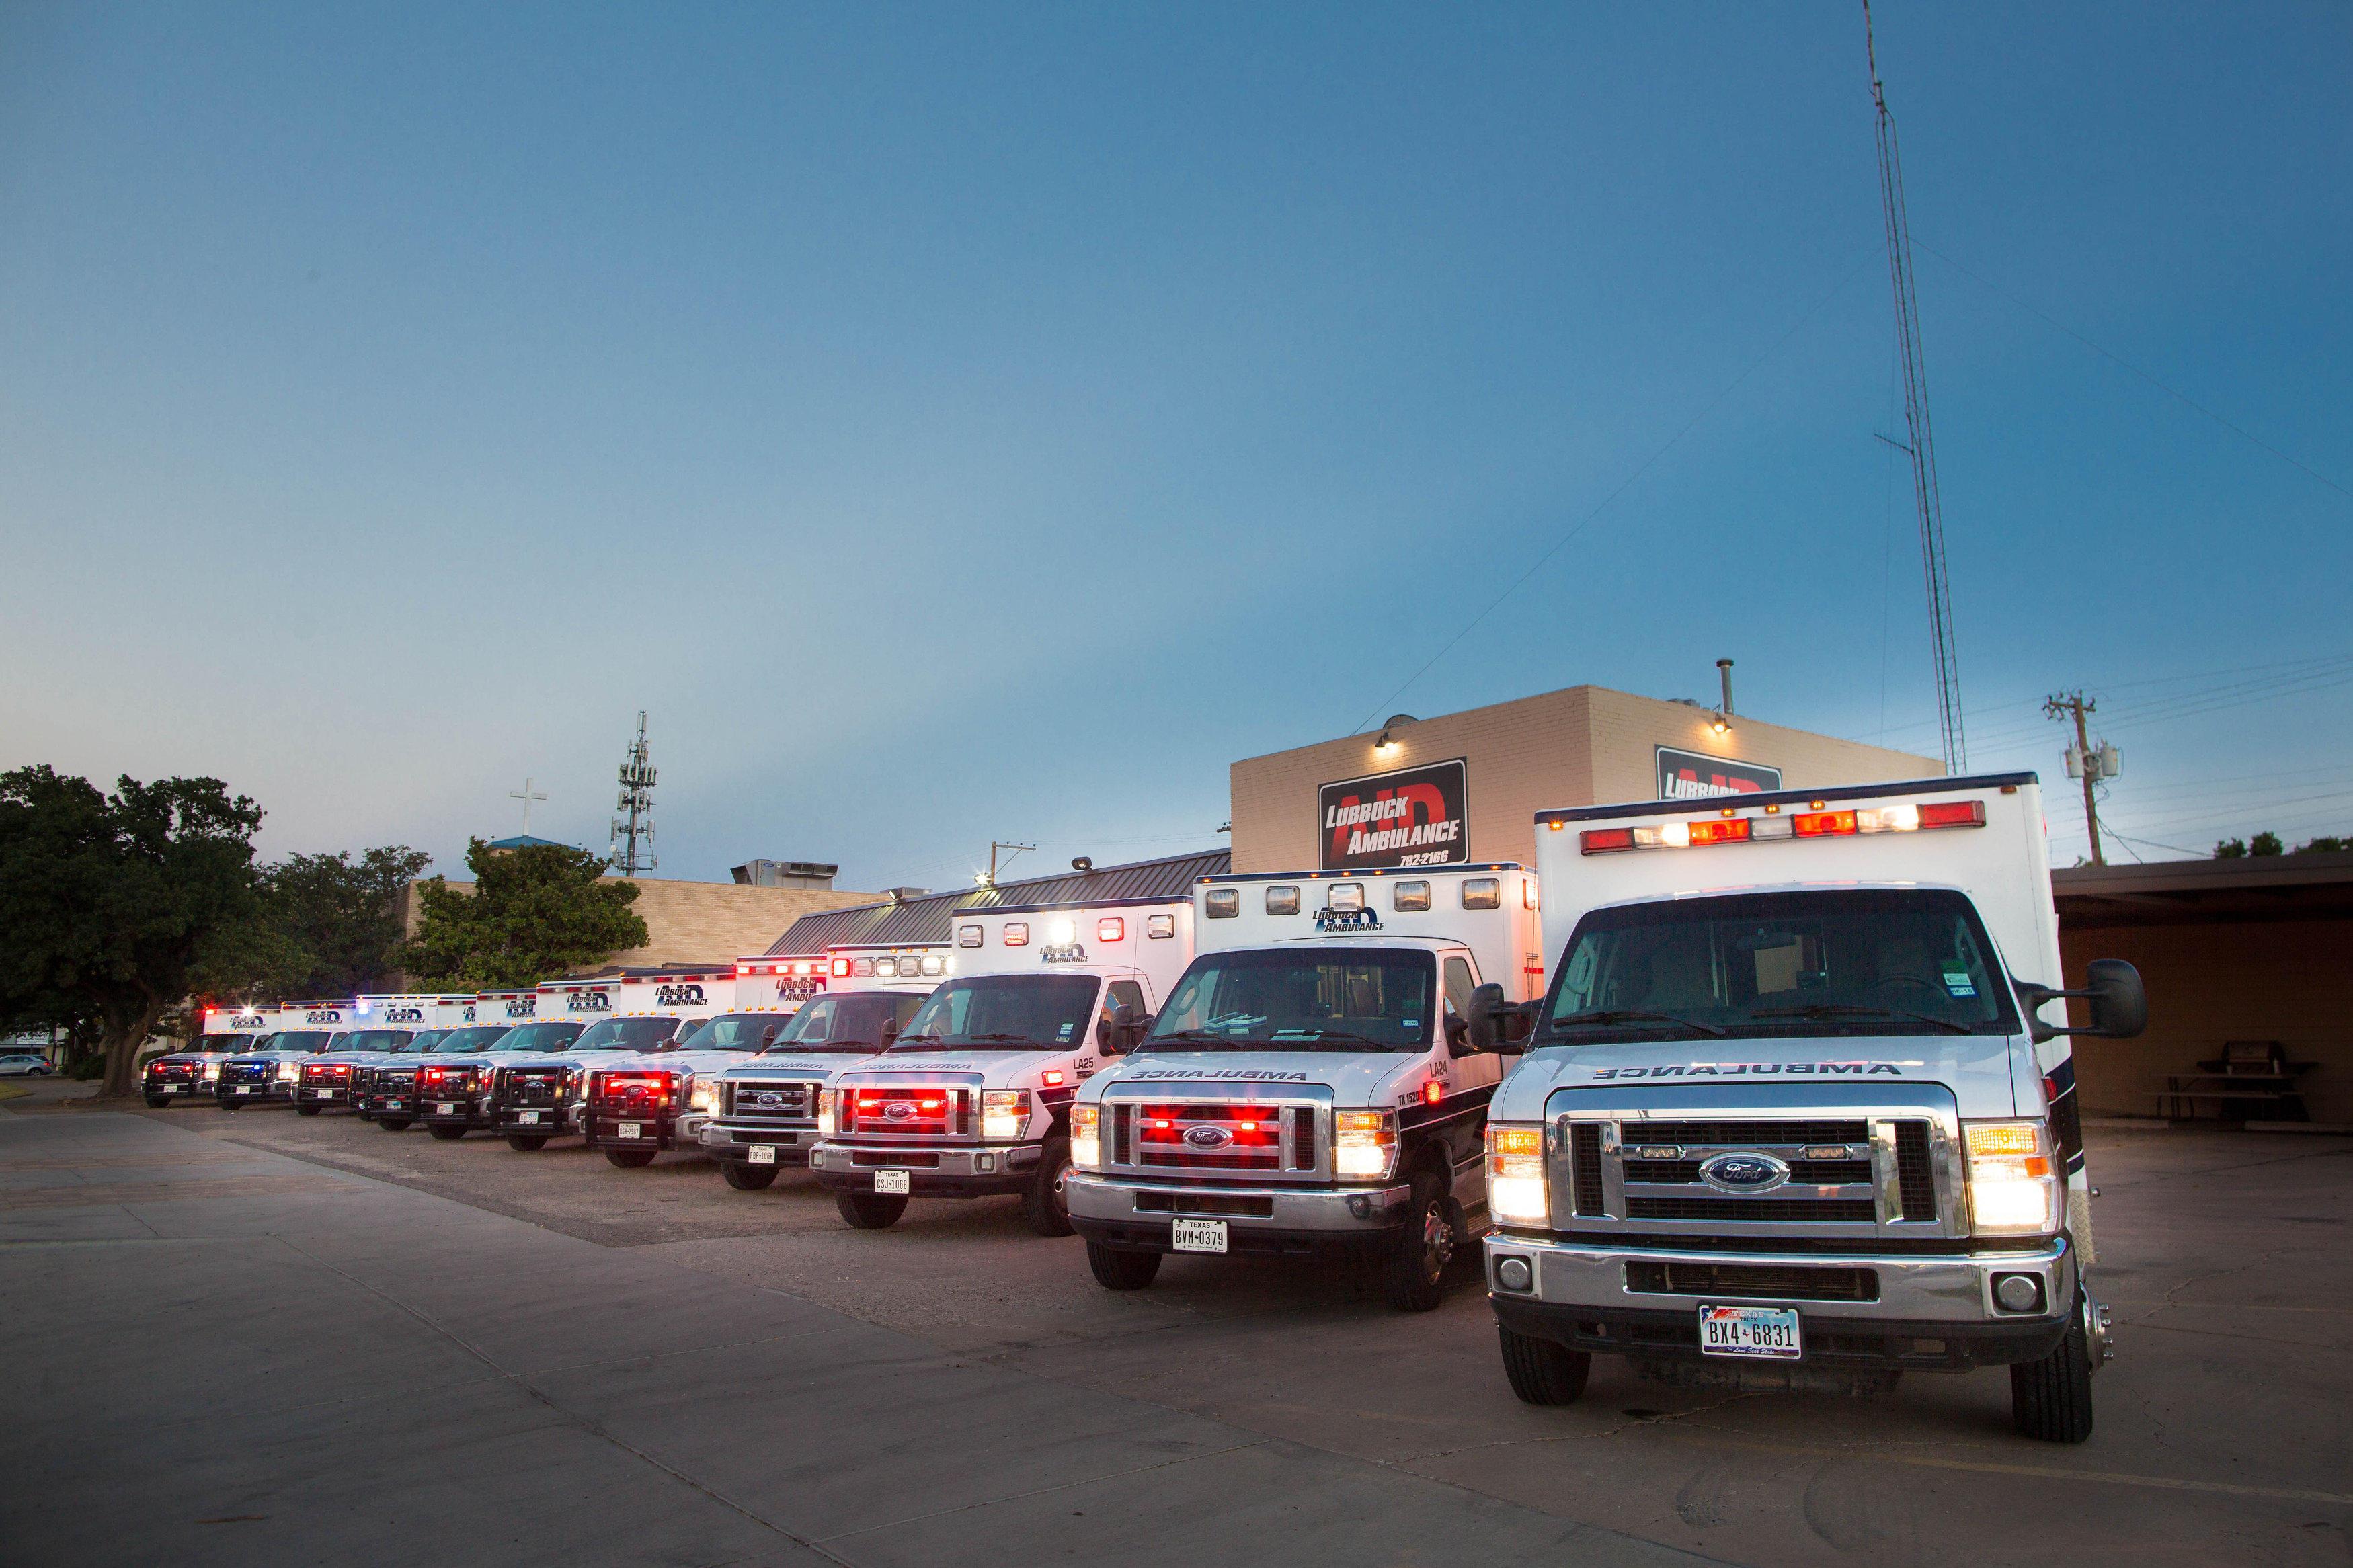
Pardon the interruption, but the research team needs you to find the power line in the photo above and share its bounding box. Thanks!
[1912,239,2353,504]
[1347,245,1880,737]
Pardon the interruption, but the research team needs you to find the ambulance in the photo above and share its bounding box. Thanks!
[413,981,603,1141]
[350,995,478,1118]
[809,903,1193,1235]
[298,993,471,1116]
[215,1000,352,1107]
[1067,865,1545,1310]
[569,968,748,1163]
[1477,774,2143,1442]
[700,952,943,1191]
[144,1004,276,1106]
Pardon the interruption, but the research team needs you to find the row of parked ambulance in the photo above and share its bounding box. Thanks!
[142,775,2151,1442]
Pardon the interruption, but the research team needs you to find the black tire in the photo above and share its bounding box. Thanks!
[1382,1170,1457,1313]
[144,1094,171,1108]
[1086,1241,1162,1290]
[378,1116,413,1131]
[2011,1294,2095,1443]
[835,1191,908,1229]
[1498,1323,1592,1405]
[428,1124,467,1142]
[296,1104,321,1116]
[1021,1136,1076,1237]
[604,1148,657,1169]
[507,1134,549,1153]
[723,1161,779,1191]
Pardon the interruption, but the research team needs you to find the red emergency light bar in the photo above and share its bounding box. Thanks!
[1583,798,1985,854]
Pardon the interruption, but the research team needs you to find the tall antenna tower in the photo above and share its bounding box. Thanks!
[1865,1,1966,773]
[609,711,657,874]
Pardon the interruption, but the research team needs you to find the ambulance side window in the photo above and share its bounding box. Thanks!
[1442,956,1477,1048]
[1103,981,1147,1053]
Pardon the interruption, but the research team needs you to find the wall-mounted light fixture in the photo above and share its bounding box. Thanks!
[1373,714,1416,757]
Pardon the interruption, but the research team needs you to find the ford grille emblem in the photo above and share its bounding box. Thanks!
[1183,1124,1232,1149]
[883,1101,916,1122]
[754,1092,782,1109]
[1698,1151,1789,1193]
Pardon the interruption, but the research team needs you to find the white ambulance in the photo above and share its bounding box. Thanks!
[734,952,832,1013]
[144,1004,276,1105]
[699,952,941,1192]
[413,980,610,1140]
[576,968,748,1165]
[1478,774,2143,1443]
[215,1000,351,1106]
[1067,865,1546,1309]
[809,901,1194,1235]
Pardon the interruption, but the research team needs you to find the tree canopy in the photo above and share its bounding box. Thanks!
[0,766,263,1095]
[402,839,647,988]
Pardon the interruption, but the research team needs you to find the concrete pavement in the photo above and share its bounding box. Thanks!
[0,1105,1707,1567]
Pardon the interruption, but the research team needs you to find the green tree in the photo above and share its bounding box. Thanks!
[2213,837,2246,858]
[0,766,263,1096]
[2295,834,2350,854]
[402,839,646,989]
[2249,831,2284,857]
[263,847,433,997]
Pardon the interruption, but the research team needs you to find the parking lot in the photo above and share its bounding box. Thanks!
[3,1081,2348,1567]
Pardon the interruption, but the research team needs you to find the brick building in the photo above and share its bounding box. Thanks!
[1229,683,1939,874]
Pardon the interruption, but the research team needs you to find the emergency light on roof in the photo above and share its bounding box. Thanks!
[1581,798,1986,854]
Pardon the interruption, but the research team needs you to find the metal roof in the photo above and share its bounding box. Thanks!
[768,848,1231,954]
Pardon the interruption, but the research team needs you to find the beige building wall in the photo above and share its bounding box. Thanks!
[1230,684,1940,874]
[398,876,876,974]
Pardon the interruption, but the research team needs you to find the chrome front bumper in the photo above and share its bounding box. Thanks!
[1067,1171,1414,1235]
[807,1141,1041,1179]
[699,1122,815,1154]
[1483,1231,2076,1325]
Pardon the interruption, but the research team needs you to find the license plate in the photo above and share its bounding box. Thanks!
[235,1085,254,1095]
[167,1085,184,1093]
[437,1103,460,1116]
[518,1110,541,1124]
[386,1099,403,1110]
[619,1123,644,1139]
[748,1144,777,1165]
[874,1169,910,1194]
[1171,1217,1228,1254]
[1698,1303,1802,1360]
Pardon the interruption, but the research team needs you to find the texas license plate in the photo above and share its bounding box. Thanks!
[874,1169,910,1194]
[1171,1218,1228,1254]
[235,1085,255,1095]
[436,1103,460,1116]
[748,1144,777,1165]
[518,1110,541,1124]
[385,1099,403,1110]
[618,1122,643,1139]
[1698,1303,1802,1360]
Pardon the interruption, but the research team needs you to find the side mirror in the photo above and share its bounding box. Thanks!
[1468,983,1525,1053]
[878,1016,901,1048]
[1101,1004,1148,1053]
[760,1024,780,1048]
[2016,959,2147,1043]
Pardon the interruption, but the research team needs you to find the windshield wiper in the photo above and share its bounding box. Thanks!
[1552,1009,1726,1039]
[1749,1003,1968,1036]
[1268,1030,1397,1050]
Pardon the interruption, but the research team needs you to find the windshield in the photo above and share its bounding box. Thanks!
[770,993,920,1052]
[483,1021,588,1053]
[430,1026,516,1053]
[407,1030,445,1052]
[1142,949,1434,1050]
[1540,889,2020,1042]
[201,1033,256,1052]
[657,1013,779,1053]
[334,1030,413,1053]
[572,1016,682,1051]
[893,975,1099,1052]
[267,1031,335,1053]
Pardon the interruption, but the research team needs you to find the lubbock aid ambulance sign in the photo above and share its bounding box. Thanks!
[1318,758,1470,871]
[1657,746,1782,800]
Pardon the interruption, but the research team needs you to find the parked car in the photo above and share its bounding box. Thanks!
[0,1053,52,1077]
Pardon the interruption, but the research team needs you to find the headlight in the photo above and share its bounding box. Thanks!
[689,1078,717,1113]
[1333,1110,1397,1178]
[816,1088,837,1139]
[1486,1124,1549,1225]
[1071,1104,1101,1169]
[276,1061,300,1079]
[982,1089,1028,1142]
[1966,1120,2059,1235]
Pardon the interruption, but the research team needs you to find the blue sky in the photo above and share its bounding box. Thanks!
[4,2,2347,887]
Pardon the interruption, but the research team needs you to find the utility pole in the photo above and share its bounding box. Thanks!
[610,712,658,875]
[2044,690,2120,866]
[978,841,1035,889]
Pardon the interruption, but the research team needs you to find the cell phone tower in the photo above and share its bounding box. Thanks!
[610,711,657,874]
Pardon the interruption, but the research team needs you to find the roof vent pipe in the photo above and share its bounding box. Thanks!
[1716,659,1736,717]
